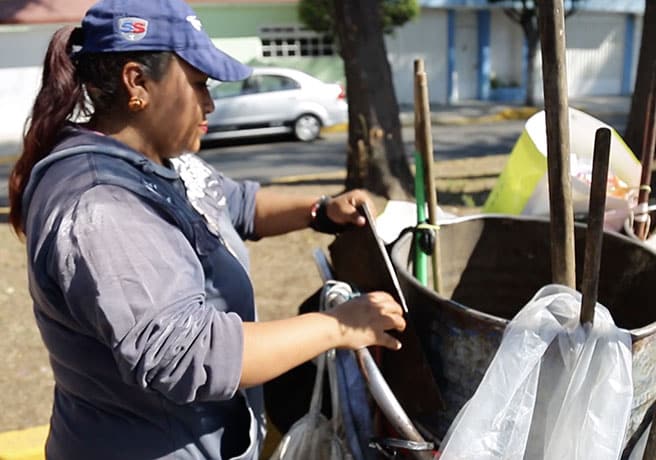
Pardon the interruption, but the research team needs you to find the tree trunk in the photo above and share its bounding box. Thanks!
[625,1,656,156]
[333,0,414,200]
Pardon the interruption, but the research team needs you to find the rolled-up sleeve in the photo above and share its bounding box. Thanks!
[221,176,260,240]
[52,184,243,403]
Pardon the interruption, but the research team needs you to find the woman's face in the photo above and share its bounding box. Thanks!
[143,56,214,161]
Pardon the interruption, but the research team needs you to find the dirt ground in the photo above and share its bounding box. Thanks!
[0,154,503,433]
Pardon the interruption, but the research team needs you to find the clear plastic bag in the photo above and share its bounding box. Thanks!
[439,284,633,460]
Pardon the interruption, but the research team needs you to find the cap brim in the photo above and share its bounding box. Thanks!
[177,38,252,82]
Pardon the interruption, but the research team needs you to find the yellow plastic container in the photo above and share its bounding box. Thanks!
[484,108,640,230]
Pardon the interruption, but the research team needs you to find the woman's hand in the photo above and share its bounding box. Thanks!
[324,291,405,351]
[240,290,405,387]
[325,189,376,228]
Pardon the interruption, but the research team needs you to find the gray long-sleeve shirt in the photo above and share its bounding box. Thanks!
[23,126,263,459]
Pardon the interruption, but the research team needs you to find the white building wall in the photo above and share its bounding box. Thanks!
[564,12,625,96]
[632,14,643,89]
[528,11,630,103]
[0,24,61,155]
[453,10,478,100]
[489,11,523,88]
[385,9,449,106]
[389,7,637,105]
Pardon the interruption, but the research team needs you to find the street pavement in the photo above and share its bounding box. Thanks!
[262,95,631,184]
[0,95,632,217]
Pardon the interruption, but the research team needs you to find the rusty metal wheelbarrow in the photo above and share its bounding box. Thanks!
[388,214,656,447]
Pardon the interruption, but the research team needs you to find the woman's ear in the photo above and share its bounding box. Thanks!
[122,61,149,105]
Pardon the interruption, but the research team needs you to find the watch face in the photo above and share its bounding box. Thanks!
[311,196,328,219]
[311,202,321,219]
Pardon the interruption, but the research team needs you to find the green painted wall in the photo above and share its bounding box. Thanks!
[196,4,345,86]
[193,4,299,38]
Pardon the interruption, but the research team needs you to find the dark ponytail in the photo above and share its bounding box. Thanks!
[8,26,172,235]
[8,26,85,235]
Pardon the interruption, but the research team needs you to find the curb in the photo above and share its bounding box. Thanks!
[0,425,47,460]
[320,106,541,133]
[398,105,539,127]
[0,155,18,166]
[267,169,345,185]
[320,122,347,134]
[430,106,539,126]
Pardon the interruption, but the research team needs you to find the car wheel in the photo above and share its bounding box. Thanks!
[293,114,321,142]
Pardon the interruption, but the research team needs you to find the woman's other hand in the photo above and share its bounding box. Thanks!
[325,189,376,228]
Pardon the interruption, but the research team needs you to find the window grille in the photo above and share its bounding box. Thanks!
[259,25,336,57]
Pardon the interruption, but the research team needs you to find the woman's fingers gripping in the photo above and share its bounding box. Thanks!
[327,291,406,351]
[326,189,377,227]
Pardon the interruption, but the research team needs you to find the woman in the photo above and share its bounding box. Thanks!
[7,0,406,459]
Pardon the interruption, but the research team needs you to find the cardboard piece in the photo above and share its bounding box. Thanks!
[328,203,444,420]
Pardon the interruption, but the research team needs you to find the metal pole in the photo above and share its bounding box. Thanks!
[414,58,443,293]
[580,128,611,325]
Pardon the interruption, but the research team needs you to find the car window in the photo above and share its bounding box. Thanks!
[210,81,243,99]
[209,74,301,99]
[256,75,300,93]
[241,77,259,95]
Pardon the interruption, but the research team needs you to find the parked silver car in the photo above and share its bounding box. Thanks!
[203,67,348,142]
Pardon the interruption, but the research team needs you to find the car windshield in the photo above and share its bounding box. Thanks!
[255,75,300,92]
[210,74,301,99]
[210,81,243,99]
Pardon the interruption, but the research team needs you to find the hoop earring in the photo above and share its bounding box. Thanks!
[128,96,145,112]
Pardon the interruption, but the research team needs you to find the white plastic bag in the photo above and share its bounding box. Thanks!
[269,283,353,460]
[375,200,457,245]
[269,351,351,460]
[439,284,633,460]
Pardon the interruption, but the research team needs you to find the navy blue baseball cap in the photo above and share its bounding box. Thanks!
[76,0,252,81]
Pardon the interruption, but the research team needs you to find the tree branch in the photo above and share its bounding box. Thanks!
[503,8,521,24]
